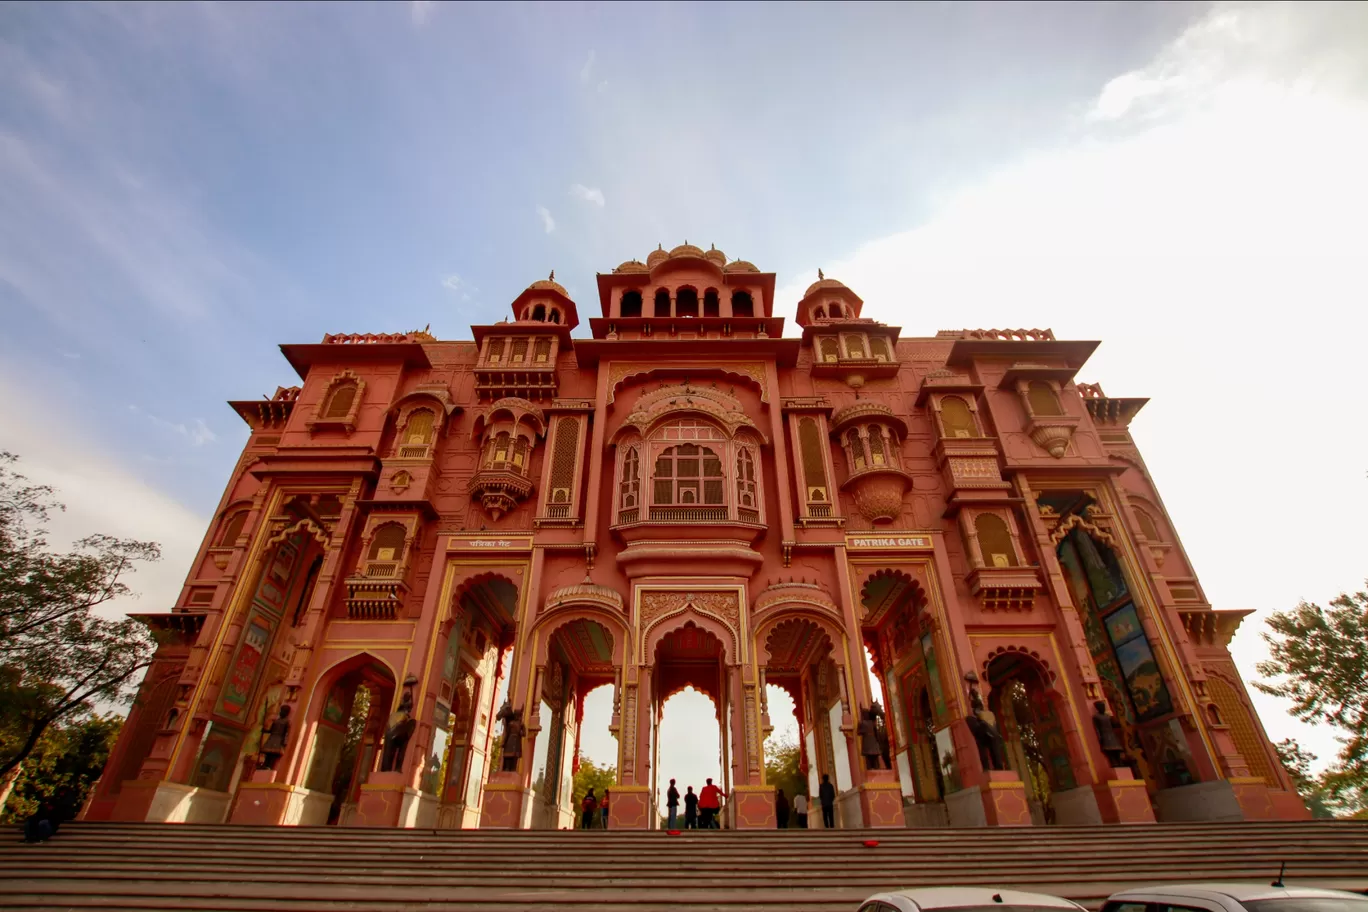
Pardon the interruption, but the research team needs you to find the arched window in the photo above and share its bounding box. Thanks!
[870,336,892,362]
[830,302,844,318]
[975,514,1018,567]
[654,288,671,317]
[491,432,511,466]
[703,289,720,317]
[512,435,529,470]
[619,446,640,511]
[653,444,723,505]
[732,291,754,317]
[323,381,357,419]
[868,427,887,466]
[814,305,826,320]
[1027,381,1063,417]
[510,338,529,362]
[677,287,699,317]
[404,409,435,445]
[532,303,546,322]
[846,430,866,471]
[844,334,866,359]
[799,418,828,501]
[621,290,643,318]
[533,338,552,363]
[939,396,978,438]
[486,338,505,363]
[548,309,561,324]
[368,523,407,561]
[818,337,840,362]
[1135,508,1162,542]
[218,510,248,547]
[736,447,758,510]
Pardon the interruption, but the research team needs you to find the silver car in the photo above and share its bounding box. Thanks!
[1102,884,1368,912]
[858,887,1089,912]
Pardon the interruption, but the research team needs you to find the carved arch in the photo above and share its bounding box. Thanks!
[606,364,769,405]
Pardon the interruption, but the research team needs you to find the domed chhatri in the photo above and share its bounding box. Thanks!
[90,239,1304,840]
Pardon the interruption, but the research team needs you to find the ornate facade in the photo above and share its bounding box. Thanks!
[87,245,1307,829]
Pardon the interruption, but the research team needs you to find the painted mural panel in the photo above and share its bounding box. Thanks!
[920,632,947,726]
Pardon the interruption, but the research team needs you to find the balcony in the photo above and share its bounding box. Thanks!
[611,502,766,553]
[468,465,534,521]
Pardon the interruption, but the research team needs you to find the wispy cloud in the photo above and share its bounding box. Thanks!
[440,273,475,302]
[579,50,596,84]
[410,1,434,26]
[128,405,218,447]
[536,204,556,233]
[570,183,605,207]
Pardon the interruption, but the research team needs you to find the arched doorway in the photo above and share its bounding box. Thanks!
[652,623,727,828]
[985,653,1075,825]
[301,656,397,825]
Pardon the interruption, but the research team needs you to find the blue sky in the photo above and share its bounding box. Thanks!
[3,1,1368,792]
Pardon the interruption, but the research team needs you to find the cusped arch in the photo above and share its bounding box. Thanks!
[607,366,770,405]
[980,643,1059,688]
[751,580,842,630]
[473,398,546,439]
[757,611,844,670]
[613,382,766,442]
[530,608,627,669]
[859,568,928,625]
[643,608,736,666]
[447,571,522,628]
[266,517,330,549]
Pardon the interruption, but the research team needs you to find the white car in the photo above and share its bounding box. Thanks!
[858,887,1089,912]
[1102,883,1368,912]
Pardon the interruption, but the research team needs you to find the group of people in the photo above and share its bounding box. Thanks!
[580,787,611,829]
[663,778,727,829]
[773,774,836,828]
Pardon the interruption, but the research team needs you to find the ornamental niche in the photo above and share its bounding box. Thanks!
[470,398,545,520]
[831,401,910,524]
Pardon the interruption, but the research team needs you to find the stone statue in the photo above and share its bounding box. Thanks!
[965,687,1008,772]
[496,700,524,773]
[858,707,882,770]
[380,691,416,773]
[1092,700,1127,768]
[257,705,291,771]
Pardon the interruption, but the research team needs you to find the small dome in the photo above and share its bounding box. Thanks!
[724,260,759,273]
[804,276,849,298]
[614,259,649,274]
[705,244,726,267]
[646,244,668,267]
[668,242,707,260]
[527,270,569,298]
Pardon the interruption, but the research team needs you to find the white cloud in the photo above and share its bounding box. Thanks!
[410,1,434,26]
[776,2,1368,772]
[128,404,219,447]
[579,49,596,84]
[570,183,606,207]
[441,272,475,302]
[536,204,556,233]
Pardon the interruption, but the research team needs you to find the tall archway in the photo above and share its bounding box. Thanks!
[653,622,726,828]
[985,652,1074,824]
[300,654,397,826]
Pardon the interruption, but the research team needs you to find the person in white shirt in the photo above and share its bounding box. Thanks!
[793,792,808,828]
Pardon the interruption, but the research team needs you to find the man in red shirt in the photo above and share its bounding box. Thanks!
[698,777,726,829]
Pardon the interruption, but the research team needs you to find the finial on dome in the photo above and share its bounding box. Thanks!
[710,243,715,250]
[658,243,663,250]
[549,269,555,281]
[818,268,825,280]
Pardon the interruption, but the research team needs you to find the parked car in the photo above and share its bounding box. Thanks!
[1102,883,1368,912]
[858,887,1089,912]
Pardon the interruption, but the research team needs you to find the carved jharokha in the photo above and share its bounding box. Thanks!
[89,245,1307,834]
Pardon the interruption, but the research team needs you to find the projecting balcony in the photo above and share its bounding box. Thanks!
[611,502,766,550]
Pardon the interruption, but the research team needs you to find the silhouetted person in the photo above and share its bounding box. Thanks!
[581,788,598,830]
[600,789,610,829]
[819,774,836,828]
[666,778,680,830]
[683,786,699,829]
[699,778,725,829]
[775,787,789,829]
[794,792,808,828]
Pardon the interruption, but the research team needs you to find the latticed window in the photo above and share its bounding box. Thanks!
[736,448,758,509]
[1207,676,1276,786]
[844,334,866,359]
[1027,381,1063,417]
[486,338,505,363]
[510,338,529,363]
[368,524,406,561]
[491,432,511,465]
[870,336,892,362]
[549,418,579,503]
[653,444,723,505]
[218,510,248,546]
[512,436,529,470]
[324,382,357,419]
[799,418,828,501]
[619,446,640,509]
[868,427,887,466]
[846,430,866,471]
[404,409,435,445]
[533,338,552,363]
[819,337,840,362]
[939,396,977,438]
[974,513,1018,567]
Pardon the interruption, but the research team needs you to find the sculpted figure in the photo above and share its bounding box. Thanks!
[496,700,524,773]
[1092,700,1127,768]
[257,705,291,771]
[380,691,416,773]
[965,686,1008,772]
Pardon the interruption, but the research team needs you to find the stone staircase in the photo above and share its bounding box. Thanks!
[1,821,1366,911]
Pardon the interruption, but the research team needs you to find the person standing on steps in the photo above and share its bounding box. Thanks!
[683,785,699,829]
[666,779,680,830]
[581,787,598,830]
[699,777,725,829]
[775,787,789,829]
[600,789,610,829]
[819,774,836,828]
[793,792,808,829]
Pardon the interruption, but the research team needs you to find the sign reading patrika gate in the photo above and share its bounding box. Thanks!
[846,534,934,550]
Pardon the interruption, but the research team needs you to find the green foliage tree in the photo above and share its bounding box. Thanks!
[0,453,159,781]
[1273,738,1336,819]
[1256,588,1368,817]
[571,751,616,810]
[764,732,806,822]
[0,714,122,823]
